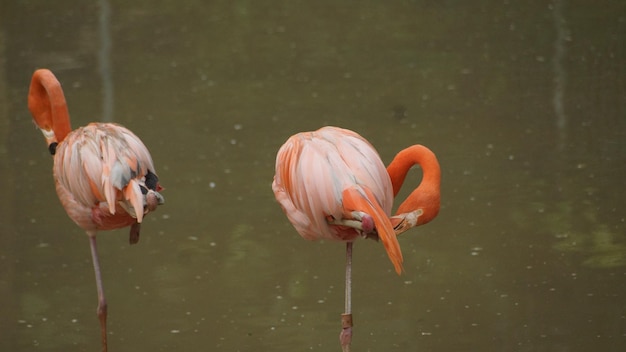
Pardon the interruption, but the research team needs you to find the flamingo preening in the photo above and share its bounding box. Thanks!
[272,126,440,351]
[28,69,164,352]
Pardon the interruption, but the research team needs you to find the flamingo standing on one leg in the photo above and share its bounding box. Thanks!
[272,126,400,351]
[28,69,164,352]
[272,126,440,351]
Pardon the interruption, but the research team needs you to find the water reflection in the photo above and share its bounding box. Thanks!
[98,0,114,122]
[551,0,568,151]
[2,1,626,351]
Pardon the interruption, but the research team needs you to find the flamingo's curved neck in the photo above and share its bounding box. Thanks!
[28,69,72,150]
[386,145,441,225]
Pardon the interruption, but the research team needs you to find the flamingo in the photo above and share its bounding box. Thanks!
[272,126,440,351]
[28,68,164,352]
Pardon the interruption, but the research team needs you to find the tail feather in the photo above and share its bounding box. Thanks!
[342,187,404,274]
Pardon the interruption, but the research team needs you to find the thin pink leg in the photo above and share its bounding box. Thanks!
[88,232,108,352]
[340,241,353,352]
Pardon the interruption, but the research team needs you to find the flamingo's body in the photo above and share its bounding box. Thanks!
[272,126,402,273]
[28,69,164,352]
[272,126,440,351]
[52,123,162,236]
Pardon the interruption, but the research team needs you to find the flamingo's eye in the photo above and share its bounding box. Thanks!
[49,142,58,155]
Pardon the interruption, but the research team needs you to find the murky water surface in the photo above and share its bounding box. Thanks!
[1,1,625,351]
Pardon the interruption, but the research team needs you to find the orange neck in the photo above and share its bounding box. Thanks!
[28,69,72,149]
[386,145,441,225]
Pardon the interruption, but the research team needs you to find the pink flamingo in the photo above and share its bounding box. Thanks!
[272,126,440,351]
[28,69,164,352]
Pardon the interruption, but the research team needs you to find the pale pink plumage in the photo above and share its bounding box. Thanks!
[53,123,158,231]
[272,126,403,273]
